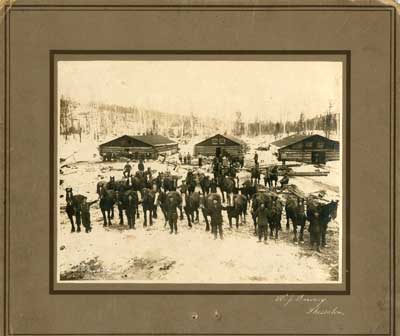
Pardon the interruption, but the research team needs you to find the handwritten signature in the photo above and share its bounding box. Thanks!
[275,294,345,316]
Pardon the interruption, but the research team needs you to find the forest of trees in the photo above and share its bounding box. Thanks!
[59,96,221,142]
[60,95,339,143]
[232,103,339,139]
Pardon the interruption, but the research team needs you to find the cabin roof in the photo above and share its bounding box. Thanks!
[100,134,177,147]
[271,134,338,149]
[131,134,177,146]
[195,133,246,146]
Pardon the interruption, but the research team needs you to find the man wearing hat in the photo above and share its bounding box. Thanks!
[254,202,270,243]
[123,160,132,178]
[210,199,225,240]
[279,171,290,188]
[80,197,97,233]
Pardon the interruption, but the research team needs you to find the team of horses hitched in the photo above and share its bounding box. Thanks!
[63,154,338,253]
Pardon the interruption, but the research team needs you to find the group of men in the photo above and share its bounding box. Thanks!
[178,152,193,165]
[123,159,145,178]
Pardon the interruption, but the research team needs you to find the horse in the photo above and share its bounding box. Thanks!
[184,191,201,227]
[227,165,239,188]
[131,172,146,194]
[250,166,261,186]
[185,171,197,194]
[200,193,222,232]
[226,193,247,229]
[217,175,236,205]
[268,198,283,239]
[307,199,339,252]
[263,168,271,188]
[285,196,306,242]
[199,174,211,195]
[65,188,86,233]
[96,180,108,196]
[163,174,178,192]
[116,190,139,229]
[108,176,131,193]
[240,180,257,204]
[265,166,279,188]
[141,188,157,227]
[98,185,116,227]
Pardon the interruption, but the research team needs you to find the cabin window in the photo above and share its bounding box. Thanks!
[304,141,313,149]
[212,138,218,145]
[219,138,226,144]
[316,141,325,149]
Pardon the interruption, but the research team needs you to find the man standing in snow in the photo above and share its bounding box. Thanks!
[254,202,270,243]
[138,159,145,173]
[166,194,180,234]
[80,197,97,233]
[280,172,290,189]
[123,160,132,178]
[210,199,225,240]
[254,151,259,164]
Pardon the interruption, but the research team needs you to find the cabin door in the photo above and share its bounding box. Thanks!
[216,147,221,158]
[311,151,326,164]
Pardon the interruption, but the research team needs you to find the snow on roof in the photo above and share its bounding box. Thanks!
[270,134,338,149]
[271,134,314,148]
[131,134,177,146]
[196,133,246,146]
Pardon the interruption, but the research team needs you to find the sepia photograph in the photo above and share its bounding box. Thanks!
[56,60,343,284]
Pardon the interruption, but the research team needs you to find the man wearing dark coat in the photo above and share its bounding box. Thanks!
[138,159,145,172]
[123,160,132,178]
[125,193,138,229]
[209,199,226,240]
[166,194,180,234]
[80,198,97,233]
[254,202,270,243]
[254,151,259,164]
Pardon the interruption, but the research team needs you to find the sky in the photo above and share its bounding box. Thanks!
[58,60,342,122]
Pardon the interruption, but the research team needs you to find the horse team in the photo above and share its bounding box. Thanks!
[64,161,338,252]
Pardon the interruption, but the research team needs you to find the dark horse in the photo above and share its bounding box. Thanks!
[268,199,282,240]
[98,185,115,227]
[250,165,261,186]
[285,196,306,242]
[307,199,339,252]
[240,180,257,204]
[65,188,86,233]
[200,193,222,232]
[199,174,211,195]
[163,174,178,192]
[184,191,201,227]
[116,190,139,229]
[265,166,278,188]
[217,175,236,205]
[226,193,247,229]
[185,171,197,194]
[142,188,157,227]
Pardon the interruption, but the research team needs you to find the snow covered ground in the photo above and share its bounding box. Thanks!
[58,135,342,284]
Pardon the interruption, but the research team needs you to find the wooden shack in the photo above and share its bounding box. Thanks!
[194,134,246,158]
[99,134,178,160]
[271,134,339,164]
